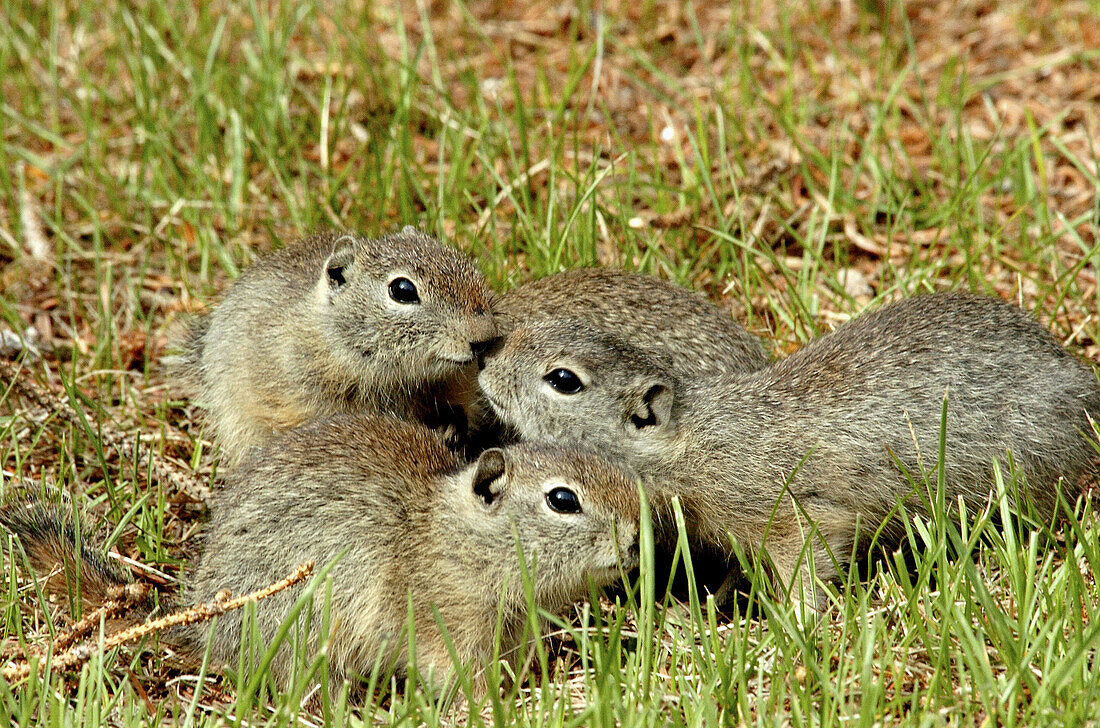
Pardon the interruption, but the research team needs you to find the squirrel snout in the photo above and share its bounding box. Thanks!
[472,336,503,370]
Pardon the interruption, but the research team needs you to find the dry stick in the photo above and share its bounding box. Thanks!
[51,582,153,656]
[3,581,153,665]
[0,359,211,502]
[2,561,315,683]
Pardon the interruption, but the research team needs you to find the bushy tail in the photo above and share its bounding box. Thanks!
[0,502,148,614]
[160,312,209,397]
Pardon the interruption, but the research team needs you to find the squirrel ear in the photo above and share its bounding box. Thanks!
[323,243,355,291]
[627,380,673,431]
[472,448,508,506]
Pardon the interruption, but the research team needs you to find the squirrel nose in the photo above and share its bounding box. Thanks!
[471,337,502,370]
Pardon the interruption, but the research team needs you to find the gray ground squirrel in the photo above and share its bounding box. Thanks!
[470,268,770,456]
[499,268,769,377]
[173,227,499,464]
[478,292,1100,604]
[0,415,639,692]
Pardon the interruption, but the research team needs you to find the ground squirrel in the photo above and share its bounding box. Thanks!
[1,415,639,692]
[478,292,1100,604]
[499,268,768,376]
[471,268,769,457]
[174,228,499,463]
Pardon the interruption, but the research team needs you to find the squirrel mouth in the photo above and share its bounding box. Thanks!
[440,355,475,367]
[435,349,477,369]
[588,563,630,585]
[480,390,508,416]
[614,543,640,572]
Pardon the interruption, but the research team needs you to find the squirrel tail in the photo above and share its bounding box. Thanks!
[0,501,150,615]
[160,312,209,396]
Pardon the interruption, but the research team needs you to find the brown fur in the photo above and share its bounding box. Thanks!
[0,502,154,630]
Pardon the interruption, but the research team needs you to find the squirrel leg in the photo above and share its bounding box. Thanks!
[763,511,857,612]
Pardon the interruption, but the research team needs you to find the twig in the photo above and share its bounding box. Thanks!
[51,583,152,656]
[0,359,211,503]
[2,581,150,673]
[2,561,314,683]
[475,159,552,234]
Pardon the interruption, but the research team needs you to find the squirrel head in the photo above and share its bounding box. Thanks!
[450,444,640,607]
[316,227,499,387]
[477,318,679,463]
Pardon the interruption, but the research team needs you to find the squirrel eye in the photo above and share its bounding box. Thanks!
[327,265,347,288]
[543,368,583,394]
[388,277,420,304]
[546,487,582,514]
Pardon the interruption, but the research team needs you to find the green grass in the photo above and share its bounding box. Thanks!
[3,0,1100,725]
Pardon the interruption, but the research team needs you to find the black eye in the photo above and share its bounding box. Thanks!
[546,487,582,514]
[388,277,420,304]
[543,368,583,394]
[327,265,346,288]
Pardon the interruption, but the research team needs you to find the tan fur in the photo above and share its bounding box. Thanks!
[171,228,499,464]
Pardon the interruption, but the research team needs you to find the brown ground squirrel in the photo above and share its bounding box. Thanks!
[1,415,639,693]
[174,228,499,463]
[499,268,768,376]
[478,292,1100,604]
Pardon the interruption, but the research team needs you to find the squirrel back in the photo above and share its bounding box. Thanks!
[500,268,768,377]
[479,292,1100,601]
